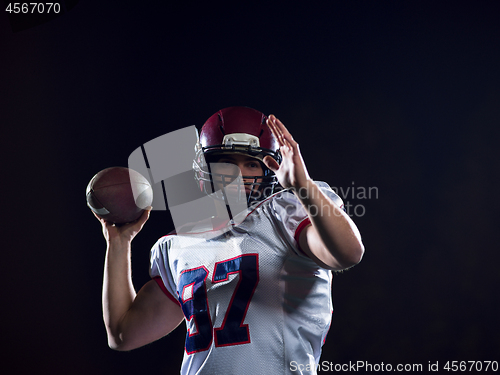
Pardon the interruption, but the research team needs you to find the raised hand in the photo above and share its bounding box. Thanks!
[264,115,311,190]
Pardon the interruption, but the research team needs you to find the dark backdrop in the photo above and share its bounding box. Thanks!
[1,1,499,373]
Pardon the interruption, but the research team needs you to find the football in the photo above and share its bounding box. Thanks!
[86,167,153,225]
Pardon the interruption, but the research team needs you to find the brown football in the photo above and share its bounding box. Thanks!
[86,167,153,225]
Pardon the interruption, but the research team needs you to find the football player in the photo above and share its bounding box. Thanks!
[95,107,364,374]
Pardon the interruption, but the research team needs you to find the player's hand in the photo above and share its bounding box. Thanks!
[264,115,311,190]
[93,207,152,245]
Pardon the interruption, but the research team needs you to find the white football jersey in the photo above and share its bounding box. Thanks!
[150,182,343,375]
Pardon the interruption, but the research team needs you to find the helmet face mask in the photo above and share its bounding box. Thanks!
[194,158,279,205]
[193,107,281,206]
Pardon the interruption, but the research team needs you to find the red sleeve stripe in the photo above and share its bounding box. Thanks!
[153,276,181,306]
[294,218,312,254]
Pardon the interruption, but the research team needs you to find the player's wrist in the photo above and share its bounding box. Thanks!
[106,236,132,253]
[291,178,315,197]
[292,179,321,209]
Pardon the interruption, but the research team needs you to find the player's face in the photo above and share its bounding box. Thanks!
[210,154,263,197]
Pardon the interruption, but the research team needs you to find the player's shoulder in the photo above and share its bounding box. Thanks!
[312,181,344,208]
[153,225,181,250]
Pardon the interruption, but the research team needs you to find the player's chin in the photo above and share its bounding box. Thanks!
[221,188,255,202]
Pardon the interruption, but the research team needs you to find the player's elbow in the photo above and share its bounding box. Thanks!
[338,243,365,269]
[106,330,139,352]
[110,344,133,352]
[108,337,137,352]
[107,336,126,351]
[108,342,125,351]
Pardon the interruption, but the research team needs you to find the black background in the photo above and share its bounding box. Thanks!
[1,1,499,373]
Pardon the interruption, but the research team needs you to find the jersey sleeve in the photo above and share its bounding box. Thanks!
[149,236,180,305]
[315,180,344,210]
[271,181,344,255]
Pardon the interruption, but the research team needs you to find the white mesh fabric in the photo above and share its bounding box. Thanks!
[150,182,341,374]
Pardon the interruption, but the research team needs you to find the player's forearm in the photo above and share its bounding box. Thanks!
[102,239,137,349]
[295,180,364,269]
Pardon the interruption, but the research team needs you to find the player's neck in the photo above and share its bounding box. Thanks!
[213,198,249,223]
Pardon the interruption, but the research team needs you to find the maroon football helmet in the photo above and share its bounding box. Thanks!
[193,106,282,205]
